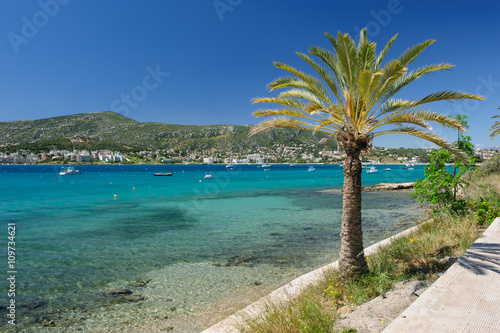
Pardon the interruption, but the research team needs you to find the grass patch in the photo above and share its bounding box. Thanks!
[240,160,499,333]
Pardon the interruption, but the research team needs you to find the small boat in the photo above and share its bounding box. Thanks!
[204,174,212,179]
[262,164,271,168]
[290,163,296,167]
[408,167,414,170]
[59,166,80,175]
[308,166,316,172]
[226,164,234,169]
[366,166,378,174]
[384,168,391,171]
[153,171,173,176]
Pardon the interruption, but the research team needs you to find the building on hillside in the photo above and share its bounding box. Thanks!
[203,157,214,164]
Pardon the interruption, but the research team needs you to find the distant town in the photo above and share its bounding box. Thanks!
[0,139,498,165]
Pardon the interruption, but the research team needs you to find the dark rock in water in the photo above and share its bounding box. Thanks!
[212,262,229,267]
[169,307,176,312]
[129,278,152,287]
[21,301,47,310]
[166,298,173,302]
[35,317,56,327]
[164,327,175,331]
[104,288,133,297]
[214,255,258,267]
[275,259,288,264]
[253,281,262,286]
[123,295,145,302]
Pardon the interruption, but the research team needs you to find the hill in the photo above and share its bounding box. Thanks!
[0,112,330,152]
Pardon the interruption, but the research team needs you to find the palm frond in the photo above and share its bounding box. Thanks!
[358,69,383,108]
[252,108,316,120]
[313,118,342,134]
[296,52,341,103]
[374,109,465,132]
[249,117,325,136]
[356,28,377,71]
[374,111,431,130]
[309,46,346,87]
[414,90,484,105]
[381,63,455,101]
[252,97,308,110]
[398,39,435,67]
[373,127,469,162]
[375,33,398,70]
[277,89,327,107]
[271,62,334,106]
[489,114,500,139]
[325,31,359,93]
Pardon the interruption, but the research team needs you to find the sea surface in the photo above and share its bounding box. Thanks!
[0,164,427,332]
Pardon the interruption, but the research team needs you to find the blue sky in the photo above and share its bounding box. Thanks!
[1,0,499,148]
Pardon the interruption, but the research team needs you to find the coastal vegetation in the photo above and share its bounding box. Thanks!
[241,155,500,332]
[412,114,476,212]
[250,28,483,277]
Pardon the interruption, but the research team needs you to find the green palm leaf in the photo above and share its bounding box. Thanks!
[489,113,500,139]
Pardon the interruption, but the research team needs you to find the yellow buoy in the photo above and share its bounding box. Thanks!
[133,187,136,191]
[114,195,117,198]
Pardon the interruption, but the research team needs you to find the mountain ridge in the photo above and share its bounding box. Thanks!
[0,111,329,151]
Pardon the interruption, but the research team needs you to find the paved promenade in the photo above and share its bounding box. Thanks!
[383,216,500,333]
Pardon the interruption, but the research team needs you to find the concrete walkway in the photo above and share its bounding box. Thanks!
[383,217,500,333]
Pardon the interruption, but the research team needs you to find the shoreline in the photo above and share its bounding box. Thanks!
[201,222,427,333]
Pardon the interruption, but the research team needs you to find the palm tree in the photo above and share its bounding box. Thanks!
[249,29,483,277]
[489,107,500,139]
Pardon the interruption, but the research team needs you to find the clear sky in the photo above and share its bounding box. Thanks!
[1,0,499,148]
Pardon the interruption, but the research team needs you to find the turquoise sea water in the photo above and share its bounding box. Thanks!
[0,164,426,332]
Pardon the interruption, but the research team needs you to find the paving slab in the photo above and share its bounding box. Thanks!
[383,217,500,333]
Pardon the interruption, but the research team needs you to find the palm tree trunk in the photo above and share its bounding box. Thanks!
[339,145,368,277]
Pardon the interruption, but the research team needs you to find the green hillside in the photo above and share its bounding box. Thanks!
[0,112,331,151]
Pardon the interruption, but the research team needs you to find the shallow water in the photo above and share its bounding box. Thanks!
[0,164,425,332]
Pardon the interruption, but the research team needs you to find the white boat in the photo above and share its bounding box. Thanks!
[366,166,378,174]
[59,166,80,175]
[384,168,391,171]
[308,166,316,172]
[289,163,296,167]
[262,164,271,168]
[204,174,212,179]
[226,164,233,169]
[408,167,414,170]
[406,162,415,167]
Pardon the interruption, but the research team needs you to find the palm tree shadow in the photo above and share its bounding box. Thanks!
[456,243,500,275]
